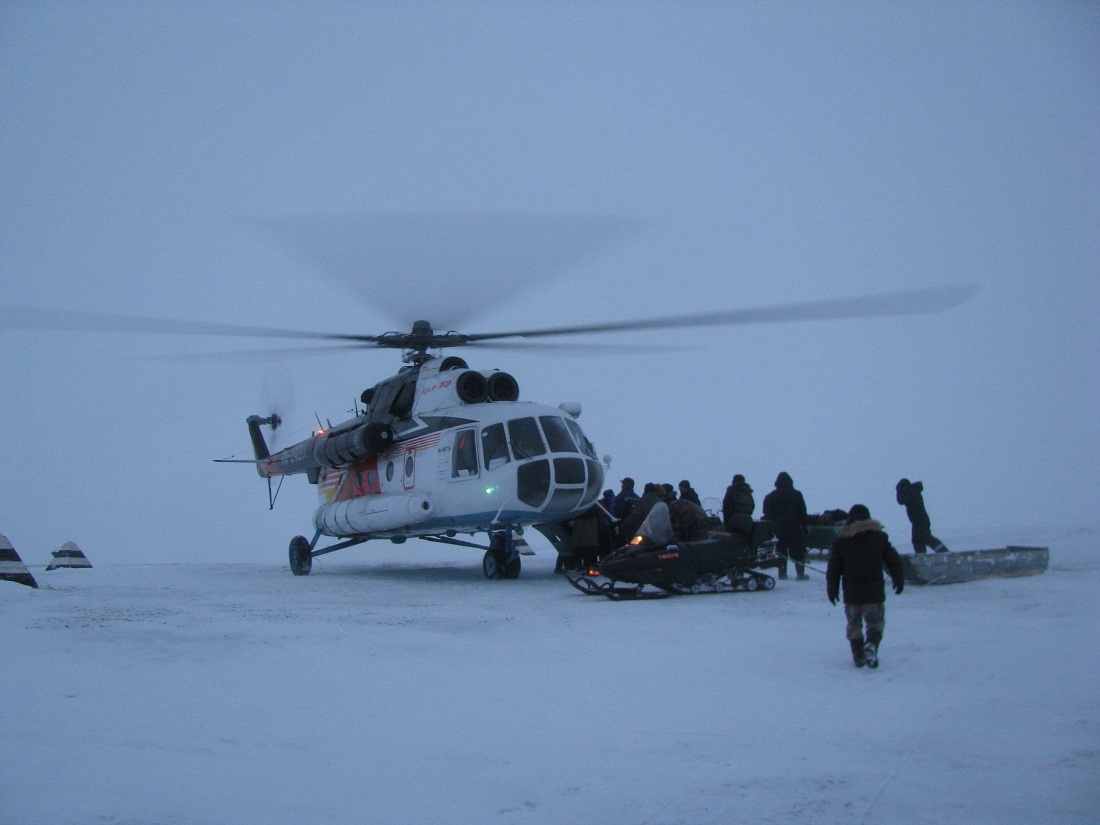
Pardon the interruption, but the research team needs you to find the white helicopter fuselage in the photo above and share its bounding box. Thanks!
[276,357,605,541]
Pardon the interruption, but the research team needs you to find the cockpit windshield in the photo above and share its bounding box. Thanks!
[539,416,577,453]
[564,418,597,460]
[507,417,547,460]
[481,423,510,470]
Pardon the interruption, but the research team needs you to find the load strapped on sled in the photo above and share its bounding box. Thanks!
[565,506,781,600]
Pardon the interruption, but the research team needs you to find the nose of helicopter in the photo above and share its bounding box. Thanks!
[515,456,603,515]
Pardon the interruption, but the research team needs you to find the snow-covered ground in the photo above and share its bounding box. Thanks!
[3,526,1097,825]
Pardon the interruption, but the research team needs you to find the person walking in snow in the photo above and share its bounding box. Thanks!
[762,471,809,580]
[826,504,905,669]
[895,478,949,554]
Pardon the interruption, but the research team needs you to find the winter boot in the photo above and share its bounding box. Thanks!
[934,543,949,553]
[849,639,866,668]
[863,641,879,669]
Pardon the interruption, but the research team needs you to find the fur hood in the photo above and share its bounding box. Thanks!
[836,518,883,540]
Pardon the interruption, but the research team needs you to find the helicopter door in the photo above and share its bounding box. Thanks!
[402,448,416,490]
[450,428,480,479]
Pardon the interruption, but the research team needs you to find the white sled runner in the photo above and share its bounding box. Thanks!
[902,546,1048,585]
[0,534,38,588]
[45,541,92,571]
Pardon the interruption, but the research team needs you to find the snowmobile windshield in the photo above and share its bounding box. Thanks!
[636,501,674,545]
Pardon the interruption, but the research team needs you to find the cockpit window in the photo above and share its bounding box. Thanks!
[390,380,417,417]
[481,423,510,470]
[451,428,479,478]
[507,417,547,460]
[539,416,577,453]
[565,418,597,459]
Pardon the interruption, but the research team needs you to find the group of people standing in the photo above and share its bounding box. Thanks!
[606,478,711,546]
[615,470,947,672]
[574,469,950,673]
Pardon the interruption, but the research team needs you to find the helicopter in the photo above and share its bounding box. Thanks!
[0,213,978,580]
[221,330,609,580]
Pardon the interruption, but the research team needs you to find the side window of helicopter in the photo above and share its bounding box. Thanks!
[386,460,395,482]
[480,423,510,471]
[564,418,598,460]
[451,428,479,478]
[539,416,578,453]
[506,417,547,460]
[390,380,417,417]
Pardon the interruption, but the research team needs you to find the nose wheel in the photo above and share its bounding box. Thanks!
[482,548,521,579]
[482,532,521,579]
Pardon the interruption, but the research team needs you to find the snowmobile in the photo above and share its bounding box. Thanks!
[565,512,780,600]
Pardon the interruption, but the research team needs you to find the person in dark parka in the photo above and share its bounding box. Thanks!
[826,504,905,668]
[762,471,809,579]
[613,477,640,520]
[722,474,755,528]
[669,496,711,541]
[895,478,949,554]
[677,480,702,506]
[597,489,619,554]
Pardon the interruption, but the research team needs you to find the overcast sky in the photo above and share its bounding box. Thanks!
[1,2,1097,564]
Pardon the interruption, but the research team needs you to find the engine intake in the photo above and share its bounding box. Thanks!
[487,371,519,402]
[455,370,489,404]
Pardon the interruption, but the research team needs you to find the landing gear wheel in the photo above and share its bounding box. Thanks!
[482,549,502,580]
[289,535,312,576]
[484,531,521,580]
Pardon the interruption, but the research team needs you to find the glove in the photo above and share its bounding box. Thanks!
[893,581,904,595]
[829,595,838,606]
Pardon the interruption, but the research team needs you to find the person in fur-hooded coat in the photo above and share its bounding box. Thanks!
[826,504,905,668]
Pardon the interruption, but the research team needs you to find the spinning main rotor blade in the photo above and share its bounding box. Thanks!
[254,212,643,330]
[463,284,980,343]
[0,283,977,354]
[0,305,381,345]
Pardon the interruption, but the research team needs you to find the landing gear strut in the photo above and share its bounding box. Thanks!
[482,531,521,580]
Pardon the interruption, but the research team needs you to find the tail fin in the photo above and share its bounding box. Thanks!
[246,414,281,460]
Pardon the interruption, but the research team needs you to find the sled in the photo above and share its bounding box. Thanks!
[901,546,1048,585]
[805,524,839,558]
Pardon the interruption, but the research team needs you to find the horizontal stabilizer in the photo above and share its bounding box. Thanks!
[45,541,92,571]
[903,546,1048,585]
[0,534,39,588]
